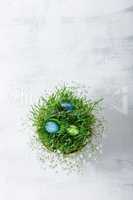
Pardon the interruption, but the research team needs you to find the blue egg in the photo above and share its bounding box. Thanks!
[44,121,59,134]
[61,102,74,111]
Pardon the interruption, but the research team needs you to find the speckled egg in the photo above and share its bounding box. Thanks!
[61,102,74,111]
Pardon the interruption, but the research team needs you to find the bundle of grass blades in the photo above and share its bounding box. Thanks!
[31,86,102,155]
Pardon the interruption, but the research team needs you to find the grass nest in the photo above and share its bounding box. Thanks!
[31,86,102,155]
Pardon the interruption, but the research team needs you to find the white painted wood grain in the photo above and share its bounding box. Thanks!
[0,1,133,200]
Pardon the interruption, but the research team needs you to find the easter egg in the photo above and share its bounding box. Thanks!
[44,120,60,134]
[61,101,74,111]
[67,125,79,136]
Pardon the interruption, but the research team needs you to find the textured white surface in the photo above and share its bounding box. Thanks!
[0,0,133,199]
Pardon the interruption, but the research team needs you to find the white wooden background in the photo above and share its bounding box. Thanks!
[0,0,133,199]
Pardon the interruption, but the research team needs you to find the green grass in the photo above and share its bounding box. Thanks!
[31,86,102,155]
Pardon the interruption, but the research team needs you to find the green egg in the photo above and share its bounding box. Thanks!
[67,125,79,136]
